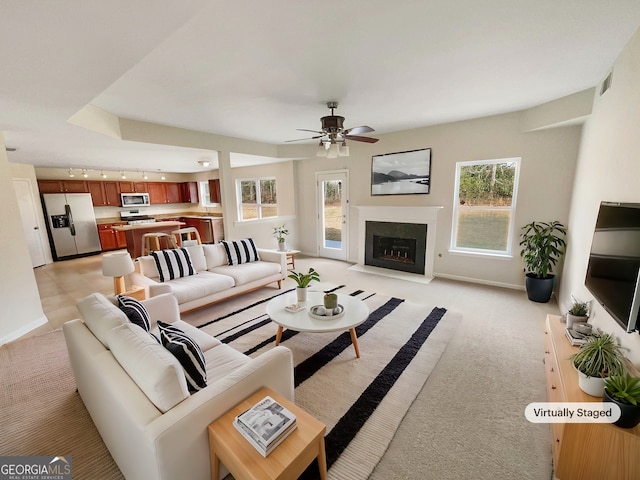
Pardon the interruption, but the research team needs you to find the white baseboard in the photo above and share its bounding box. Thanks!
[434,272,524,291]
[0,315,49,346]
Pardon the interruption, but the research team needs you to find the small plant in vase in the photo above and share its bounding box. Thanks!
[273,224,289,252]
[566,298,589,329]
[288,268,320,304]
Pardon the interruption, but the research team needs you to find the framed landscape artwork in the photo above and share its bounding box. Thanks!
[371,147,431,195]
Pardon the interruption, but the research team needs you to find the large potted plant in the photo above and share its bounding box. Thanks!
[519,220,567,303]
[288,267,320,304]
[603,372,640,428]
[571,332,625,397]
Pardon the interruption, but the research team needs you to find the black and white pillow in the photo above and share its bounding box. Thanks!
[221,238,260,265]
[157,321,207,393]
[150,248,195,282]
[117,295,151,331]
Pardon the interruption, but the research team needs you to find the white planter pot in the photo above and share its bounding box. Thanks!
[575,368,607,397]
[278,241,286,252]
[296,287,308,304]
[567,314,588,329]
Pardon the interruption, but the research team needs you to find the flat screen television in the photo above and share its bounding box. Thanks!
[585,202,640,333]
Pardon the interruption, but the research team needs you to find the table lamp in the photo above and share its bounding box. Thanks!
[102,252,135,295]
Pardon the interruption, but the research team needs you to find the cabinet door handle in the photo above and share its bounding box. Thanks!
[550,367,554,372]
[551,385,557,390]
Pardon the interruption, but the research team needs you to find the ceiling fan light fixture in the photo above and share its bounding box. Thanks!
[327,143,339,159]
[339,141,350,157]
[316,141,328,157]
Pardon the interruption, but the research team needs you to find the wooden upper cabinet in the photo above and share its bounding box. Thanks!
[87,181,106,206]
[180,182,199,203]
[104,182,121,206]
[119,181,135,193]
[38,180,88,194]
[135,182,148,193]
[147,182,167,204]
[208,179,221,204]
[165,183,181,204]
[88,181,121,206]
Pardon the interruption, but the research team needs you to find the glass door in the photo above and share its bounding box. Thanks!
[317,171,348,261]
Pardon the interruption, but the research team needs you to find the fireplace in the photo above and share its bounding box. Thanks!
[353,205,442,282]
[365,221,427,274]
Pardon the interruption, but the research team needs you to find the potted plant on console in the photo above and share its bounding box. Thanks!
[571,332,625,397]
[288,267,320,304]
[603,372,640,428]
[566,298,590,329]
[273,224,289,252]
[519,220,567,303]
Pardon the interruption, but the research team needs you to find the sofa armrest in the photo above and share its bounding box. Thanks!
[141,293,181,327]
[129,271,172,297]
[257,249,287,279]
[146,346,294,480]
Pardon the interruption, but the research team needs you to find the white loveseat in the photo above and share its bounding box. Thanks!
[130,243,287,313]
[63,292,294,480]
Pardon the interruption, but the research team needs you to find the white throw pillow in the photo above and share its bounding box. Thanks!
[184,244,207,271]
[77,293,128,348]
[108,323,190,413]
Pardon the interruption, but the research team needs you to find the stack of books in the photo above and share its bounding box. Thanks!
[234,396,297,457]
[565,327,592,346]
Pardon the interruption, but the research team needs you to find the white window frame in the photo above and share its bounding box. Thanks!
[235,176,278,222]
[450,157,521,257]
[198,181,219,207]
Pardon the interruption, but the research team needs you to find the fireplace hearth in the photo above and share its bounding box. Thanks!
[365,221,427,274]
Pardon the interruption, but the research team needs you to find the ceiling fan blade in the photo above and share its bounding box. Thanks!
[345,135,379,143]
[285,135,324,143]
[296,128,324,135]
[343,125,374,135]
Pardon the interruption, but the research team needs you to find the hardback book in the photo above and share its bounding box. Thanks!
[565,327,590,346]
[235,396,297,448]
[233,419,297,457]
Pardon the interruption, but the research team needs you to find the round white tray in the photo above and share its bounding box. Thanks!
[309,304,345,320]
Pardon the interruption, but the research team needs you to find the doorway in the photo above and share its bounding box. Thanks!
[316,171,348,261]
[13,178,47,267]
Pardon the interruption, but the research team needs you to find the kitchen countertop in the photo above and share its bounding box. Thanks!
[111,221,184,231]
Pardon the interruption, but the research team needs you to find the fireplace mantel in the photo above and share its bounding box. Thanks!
[352,205,443,282]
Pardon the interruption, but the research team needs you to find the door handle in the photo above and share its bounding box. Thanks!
[65,204,76,236]
[34,226,39,230]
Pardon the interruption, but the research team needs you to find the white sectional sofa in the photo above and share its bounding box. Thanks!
[63,292,294,480]
[130,242,287,313]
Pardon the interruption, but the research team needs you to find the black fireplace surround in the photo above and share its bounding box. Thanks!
[365,221,427,274]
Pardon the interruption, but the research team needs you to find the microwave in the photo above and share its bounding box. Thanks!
[121,193,151,207]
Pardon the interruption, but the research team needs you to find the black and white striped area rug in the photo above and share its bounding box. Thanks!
[199,286,454,480]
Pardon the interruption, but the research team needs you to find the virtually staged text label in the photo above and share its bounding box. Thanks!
[525,402,621,423]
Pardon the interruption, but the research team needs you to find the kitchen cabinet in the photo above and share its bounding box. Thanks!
[180,182,199,203]
[98,222,128,251]
[38,180,88,194]
[88,181,120,206]
[148,182,183,204]
[208,179,221,204]
[119,182,148,193]
[165,182,181,204]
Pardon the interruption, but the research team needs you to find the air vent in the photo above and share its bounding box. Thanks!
[600,71,613,96]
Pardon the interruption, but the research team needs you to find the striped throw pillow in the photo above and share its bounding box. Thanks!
[150,248,196,282]
[157,321,207,393]
[221,238,260,265]
[117,295,151,331]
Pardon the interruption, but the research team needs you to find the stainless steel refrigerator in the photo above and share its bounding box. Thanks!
[42,193,101,260]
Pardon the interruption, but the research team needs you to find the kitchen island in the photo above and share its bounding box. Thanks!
[112,221,184,258]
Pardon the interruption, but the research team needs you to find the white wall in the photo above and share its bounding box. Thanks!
[560,27,640,364]
[295,111,582,289]
[0,134,48,344]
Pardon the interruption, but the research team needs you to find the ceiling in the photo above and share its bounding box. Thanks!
[2,1,640,174]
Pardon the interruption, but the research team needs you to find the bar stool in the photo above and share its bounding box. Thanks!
[171,227,202,247]
[141,233,177,256]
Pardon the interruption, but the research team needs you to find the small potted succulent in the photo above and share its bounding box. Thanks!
[273,224,289,252]
[566,299,589,329]
[571,332,626,397]
[603,372,640,428]
[288,267,320,304]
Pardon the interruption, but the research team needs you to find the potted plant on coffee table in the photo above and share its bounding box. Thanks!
[571,332,625,397]
[566,298,590,329]
[288,267,320,304]
[519,220,567,303]
[603,372,640,428]
[273,224,289,252]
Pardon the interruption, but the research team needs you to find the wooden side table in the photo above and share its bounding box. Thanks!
[120,285,146,301]
[208,387,327,480]
[285,250,300,270]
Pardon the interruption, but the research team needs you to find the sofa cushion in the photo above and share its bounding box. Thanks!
[211,261,281,286]
[77,293,128,348]
[108,323,190,413]
[204,344,250,384]
[151,248,196,282]
[162,271,235,305]
[158,321,207,393]
[202,243,228,269]
[184,244,207,272]
[117,295,151,331]
[221,238,260,265]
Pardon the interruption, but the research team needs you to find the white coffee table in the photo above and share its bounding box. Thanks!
[266,291,370,358]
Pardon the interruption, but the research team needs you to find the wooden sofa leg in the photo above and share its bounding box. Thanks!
[277,280,282,289]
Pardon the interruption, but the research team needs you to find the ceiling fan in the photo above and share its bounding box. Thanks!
[287,101,379,157]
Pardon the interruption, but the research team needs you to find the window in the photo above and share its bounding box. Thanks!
[236,177,278,221]
[199,181,218,207]
[451,158,520,255]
